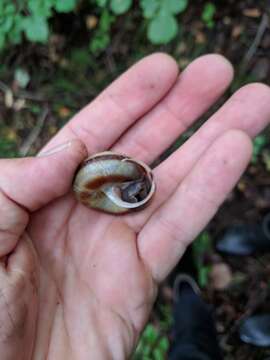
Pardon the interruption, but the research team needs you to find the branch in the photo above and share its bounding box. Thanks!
[19,108,48,156]
[243,13,269,66]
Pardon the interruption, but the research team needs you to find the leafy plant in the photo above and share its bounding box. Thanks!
[133,324,169,359]
[133,305,171,359]
[110,0,132,14]
[89,8,115,53]
[140,0,189,44]
[0,0,78,50]
[0,0,190,53]
[0,135,18,157]
[252,134,268,164]
[192,231,212,288]
[201,2,216,28]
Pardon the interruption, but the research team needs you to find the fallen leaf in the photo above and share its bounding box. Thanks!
[223,16,232,25]
[58,106,71,118]
[4,89,13,108]
[195,31,206,44]
[232,25,243,38]
[243,8,261,18]
[49,125,58,135]
[86,15,98,29]
[4,128,17,141]
[237,180,246,192]
[14,99,26,111]
[210,263,232,290]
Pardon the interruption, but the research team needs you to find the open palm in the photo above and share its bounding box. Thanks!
[0,53,269,360]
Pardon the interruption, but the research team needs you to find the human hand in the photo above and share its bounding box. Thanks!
[0,53,269,359]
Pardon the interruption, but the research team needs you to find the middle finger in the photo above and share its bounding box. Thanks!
[112,54,233,162]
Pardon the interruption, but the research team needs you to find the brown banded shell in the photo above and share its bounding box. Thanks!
[73,151,156,214]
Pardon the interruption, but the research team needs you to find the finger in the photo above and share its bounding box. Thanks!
[113,54,233,162]
[128,82,270,231]
[138,130,252,282]
[0,140,86,257]
[41,53,178,154]
[0,139,86,212]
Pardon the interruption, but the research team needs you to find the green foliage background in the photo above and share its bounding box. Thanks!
[0,0,218,52]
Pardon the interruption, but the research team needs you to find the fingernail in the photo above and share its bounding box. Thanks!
[37,141,72,157]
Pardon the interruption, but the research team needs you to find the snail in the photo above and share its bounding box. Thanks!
[73,151,156,214]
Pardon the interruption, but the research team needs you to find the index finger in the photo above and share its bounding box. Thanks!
[40,53,179,154]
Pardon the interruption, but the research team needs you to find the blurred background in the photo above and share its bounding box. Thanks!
[0,0,269,359]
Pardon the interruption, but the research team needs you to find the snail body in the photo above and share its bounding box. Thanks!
[73,151,155,214]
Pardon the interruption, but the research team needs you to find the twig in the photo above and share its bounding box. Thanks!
[0,80,46,102]
[18,91,46,102]
[105,47,116,74]
[19,107,48,156]
[243,13,269,67]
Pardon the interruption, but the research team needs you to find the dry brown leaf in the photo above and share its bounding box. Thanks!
[195,31,206,44]
[58,106,71,118]
[86,15,98,30]
[232,25,243,38]
[13,99,26,111]
[243,8,261,18]
[210,263,232,290]
[4,89,13,108]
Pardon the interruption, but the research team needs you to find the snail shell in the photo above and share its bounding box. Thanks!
[73,151,155,214]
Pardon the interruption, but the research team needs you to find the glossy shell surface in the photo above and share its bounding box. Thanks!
[73,151,155,214]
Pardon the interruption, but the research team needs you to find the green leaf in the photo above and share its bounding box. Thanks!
[110,0,132,15]
[54,0,77,13]
[0,138,17,157]
[198,265,211,288]
[99,9,114,31]
[144,324,158,342]
[89,32,110,53]
[252,134,268,163]
[96,0,108,6]
[140,0,159,19]
[28,0,53,17]
[164,0,188,14]
[193,232,211,262]
[202,2,216,27]
[1,16,13,33]
[158,337,169,352]
[192,231,212,288]
[23,16,49,43]
[147,11,178,44]
[153,348,163,360]
[9,14,24,44]
[0,32,5,50]
[3,3,15,15]
[15,68,30,88]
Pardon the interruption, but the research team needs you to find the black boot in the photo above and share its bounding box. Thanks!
[216,213,270,256]
[169,274,223,360]
[239,314,270,347]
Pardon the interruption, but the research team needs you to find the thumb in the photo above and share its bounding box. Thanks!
[0,139,87,257]
[0,139,87,211]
